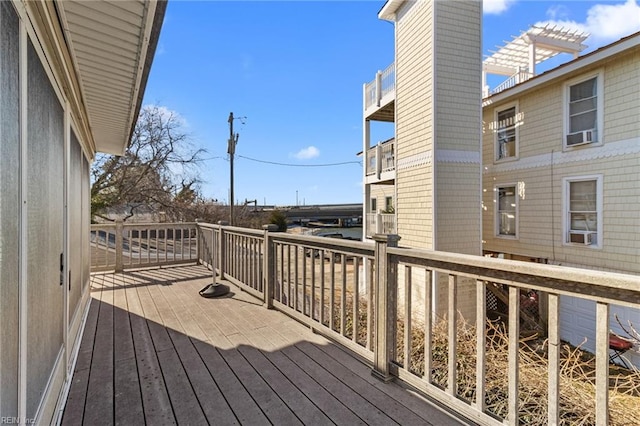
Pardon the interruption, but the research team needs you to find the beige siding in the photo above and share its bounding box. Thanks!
[395,0,482,256]
[395,0,434,249]
[603,51,640,142]
[434,1,482,256]
[482,49,640,274]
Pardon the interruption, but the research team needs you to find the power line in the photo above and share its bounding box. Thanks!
[237,155,362,167]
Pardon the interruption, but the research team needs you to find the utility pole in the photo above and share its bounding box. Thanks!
[227,112,240,225]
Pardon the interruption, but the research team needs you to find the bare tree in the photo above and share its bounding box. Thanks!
[91,105,206,222]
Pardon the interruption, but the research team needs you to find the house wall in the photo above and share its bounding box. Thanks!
[395,0,435,250]
[482,48,640,274]
[394,1,481,321]
[482,45,640,364]
[0,2,93,423]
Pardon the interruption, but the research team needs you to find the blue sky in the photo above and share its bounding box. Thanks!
[142,0,640,206]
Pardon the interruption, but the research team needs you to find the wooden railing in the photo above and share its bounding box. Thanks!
[90,221,198,272]
[364,62,396,110]
[91,222,640,425]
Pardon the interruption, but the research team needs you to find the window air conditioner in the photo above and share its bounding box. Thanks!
[566,129,596,147]
[569,231,595,245]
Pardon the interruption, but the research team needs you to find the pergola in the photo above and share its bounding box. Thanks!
[483,25,589,93]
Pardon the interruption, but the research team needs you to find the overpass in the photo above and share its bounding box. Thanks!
[260,203,363,226]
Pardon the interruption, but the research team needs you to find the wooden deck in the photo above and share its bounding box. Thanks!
[61,265,469,425]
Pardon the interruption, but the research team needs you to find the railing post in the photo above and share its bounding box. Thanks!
[376,213,383,234]
[376,143,382,179]
[375,70,382,107]
[114,220,124,272]
[195,221,201,264]
[372,233,400,382]
[262,224,278,308]
[218,221,227,279]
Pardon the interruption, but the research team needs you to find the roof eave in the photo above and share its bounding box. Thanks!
[378,0,403,22]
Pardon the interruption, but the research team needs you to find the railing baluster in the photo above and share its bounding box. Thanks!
[367,257,374,351]
[311,249,316,320]
[447,275,457,396]
[353,257,360,343]
[424,269,433,383]
[548,293,560,425]
[404,265,412,370]
[341,254,347,335]
[320,250,325,324]
[475,280,486,412]
[302,246,307,316]
[508,286,520,426]
[595,302,610,426]
[330,254,335,331]
[287,244,293,307]
[294,245,299,311]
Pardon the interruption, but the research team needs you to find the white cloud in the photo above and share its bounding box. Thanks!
[144,104,188,127]
[484,0,516,15]
[537,0,640,46]
[292,146,320,160]
[546,4,570,20]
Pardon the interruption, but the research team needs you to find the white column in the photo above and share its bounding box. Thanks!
[528,42,536,76]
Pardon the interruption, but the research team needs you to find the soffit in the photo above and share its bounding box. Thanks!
[56,0,165,155]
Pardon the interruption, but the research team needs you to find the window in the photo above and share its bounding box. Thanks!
[496,185,517,237]
[370,198,377,213]
[564,176,602,246]
[495,105,517,161]
[384,196,394,213]
[565,73,602,147]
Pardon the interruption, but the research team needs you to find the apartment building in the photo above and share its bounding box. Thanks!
[482,31,640,364]
[362,1,639,364]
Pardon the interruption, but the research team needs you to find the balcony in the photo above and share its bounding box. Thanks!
[365,213,396,238]
[364,62,395,122]
[365,138,395,183]
[65,222,640,425]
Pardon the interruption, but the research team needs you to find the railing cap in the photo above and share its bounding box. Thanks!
[372,234,401,244]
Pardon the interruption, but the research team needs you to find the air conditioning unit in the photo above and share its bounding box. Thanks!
[566,129,596,147]
[569,231,595,245]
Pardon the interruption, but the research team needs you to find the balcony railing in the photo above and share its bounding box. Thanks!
[365,213,396,237]
[90,221,198,272]
[485,70,533,98]
[365,62,396,110]
[91,222,640,425]
[366,140,395,178]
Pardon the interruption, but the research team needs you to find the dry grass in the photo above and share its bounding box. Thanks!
[396,315,640,425]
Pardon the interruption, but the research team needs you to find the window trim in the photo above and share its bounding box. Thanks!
[494,101,519,163]
[563,70,604,150]
[495,183,518,239]
[562,174,603,249]
[370,197,377,213]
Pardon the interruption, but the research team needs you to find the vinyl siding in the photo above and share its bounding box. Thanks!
[395,0,434,249]
[434,0,482,258]
[395,0,482,256]
[482,49,640,274]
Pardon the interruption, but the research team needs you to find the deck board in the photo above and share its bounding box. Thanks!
[62,265,468,425]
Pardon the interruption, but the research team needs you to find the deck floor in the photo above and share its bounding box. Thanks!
[61,265,467,425]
